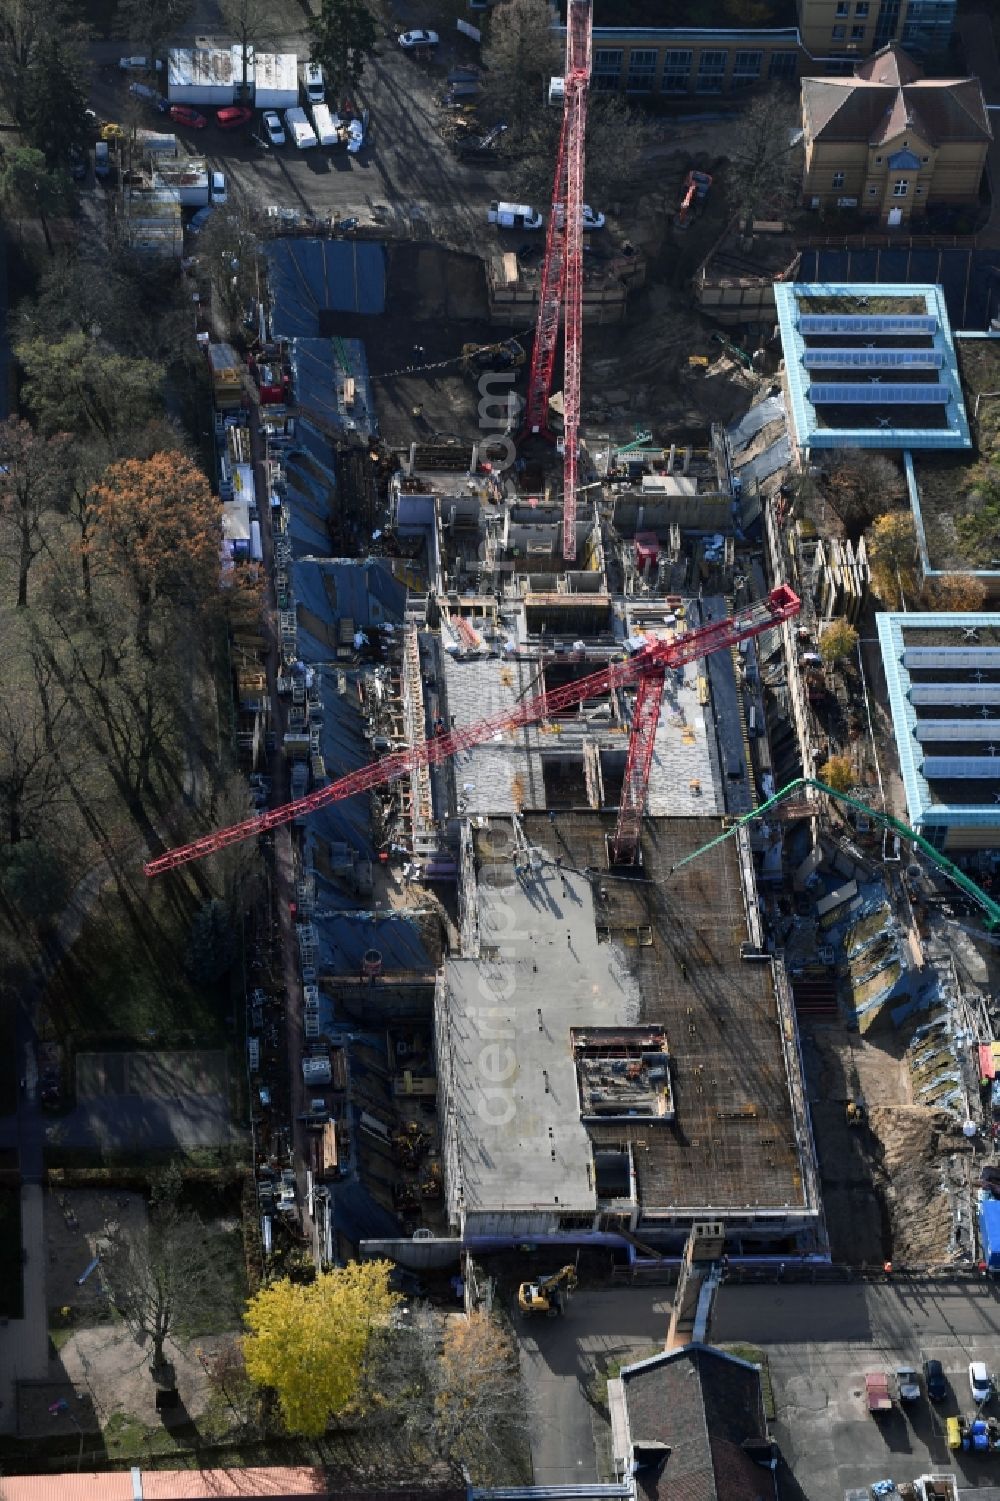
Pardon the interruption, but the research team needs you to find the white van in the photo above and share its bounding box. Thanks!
[284,106,318,149]
[304,62,325,105]
[488,201,543,230]
[310,102,341,147]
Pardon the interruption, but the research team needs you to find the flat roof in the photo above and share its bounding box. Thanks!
[250,49,297,92]
[166,47,234,87]
[439,814,811,1219]
[775,283,971,451]
[877,611,1000,830]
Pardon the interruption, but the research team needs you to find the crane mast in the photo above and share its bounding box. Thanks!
[520,0,592,563]
[143,587,800,877]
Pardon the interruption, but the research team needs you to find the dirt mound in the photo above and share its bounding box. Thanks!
[868,1105,972,1265]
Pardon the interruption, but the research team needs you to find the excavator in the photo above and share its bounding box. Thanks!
[518,1264,578,1316]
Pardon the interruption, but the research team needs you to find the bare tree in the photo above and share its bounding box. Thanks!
[482,0,561,146]
[726,86,801,237]
[366,1306,527,1477]
[219,0,282,90]
[99,1180,232,1375]
[514,92,649,206]
[115,0,194,61]
[0,418,71,608]
[0,677,73,844]
[825,449,905,533]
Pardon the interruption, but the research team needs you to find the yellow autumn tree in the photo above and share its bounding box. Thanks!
[820,755,854,794]
[242,1262,398,1436]
[818,617,858,666]
[866,511,918,607]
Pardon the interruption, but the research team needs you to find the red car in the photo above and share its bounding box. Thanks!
[216,105,252,129]
[169,105,207,129]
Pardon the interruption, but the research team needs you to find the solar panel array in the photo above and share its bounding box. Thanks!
[914,721,1000,742]
[922,757,1000,778]
[903,647,1000,671]
[802,348,944,370]
[808,383,950,405]
[798,313,938,335]
[909,683,1000,705]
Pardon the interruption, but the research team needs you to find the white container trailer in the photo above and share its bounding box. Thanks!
[284,106,318,149]
[166,47,236,105]
[155,156,210,205]
[248,48,298,109]
[310,102,341,147]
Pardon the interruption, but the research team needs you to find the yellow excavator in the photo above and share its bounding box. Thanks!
[518,1264,578,1316]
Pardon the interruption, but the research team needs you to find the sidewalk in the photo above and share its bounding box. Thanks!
[957,12,1000,248]
[0,1187,52,1434]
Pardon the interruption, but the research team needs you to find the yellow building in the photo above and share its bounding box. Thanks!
[800,44,991,222]
[796,0,956,58]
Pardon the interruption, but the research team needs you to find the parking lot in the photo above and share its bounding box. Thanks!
[513,1284,1000,1499]
[768,1341,1000,1500]
[88,28,510,247]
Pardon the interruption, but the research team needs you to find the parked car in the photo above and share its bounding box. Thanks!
[170,105,207,129]
[188,204,214,234]
[217,105,252,129]
[262,110,286,145]
[896,1367,920,1403]
[304,61,325,103]
[555,203,606,231]
[970,1361,993,1405]
[94,140,111,179]
[129,81,160,103]
[488,200,543,230]
[399,28,439,47]
[924,1359,948,1402]
[211,170,228,204]
[119,55,161,71]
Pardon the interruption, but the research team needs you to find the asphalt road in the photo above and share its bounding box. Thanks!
[89,32,514,243]
[514,1282,1000,1489]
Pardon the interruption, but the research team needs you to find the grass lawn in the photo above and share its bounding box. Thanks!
[44,881,227,1053]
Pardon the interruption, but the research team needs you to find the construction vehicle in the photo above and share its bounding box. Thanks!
[676,169,712,230]
[460,338,525,377]
[667,776,1000,932]
[845,1100,867,1128]
[518,1264,578,1316]
[144,586,801,876]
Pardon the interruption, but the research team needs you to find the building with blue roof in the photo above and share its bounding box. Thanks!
[775,282,971,452]
[876,610,1000,853]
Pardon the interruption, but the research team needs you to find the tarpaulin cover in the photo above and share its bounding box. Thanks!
[266,238,386,338]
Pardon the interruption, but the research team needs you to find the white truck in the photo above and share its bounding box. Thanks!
[284,106,318,149]
[310,102,341,147]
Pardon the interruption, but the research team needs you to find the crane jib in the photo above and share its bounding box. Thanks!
[143,587,800,877]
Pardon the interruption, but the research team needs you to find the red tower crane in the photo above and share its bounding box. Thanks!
[520,0,592,564]
[143,587,800,878]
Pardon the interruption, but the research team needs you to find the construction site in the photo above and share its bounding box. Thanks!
[134,0,1000,1285]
